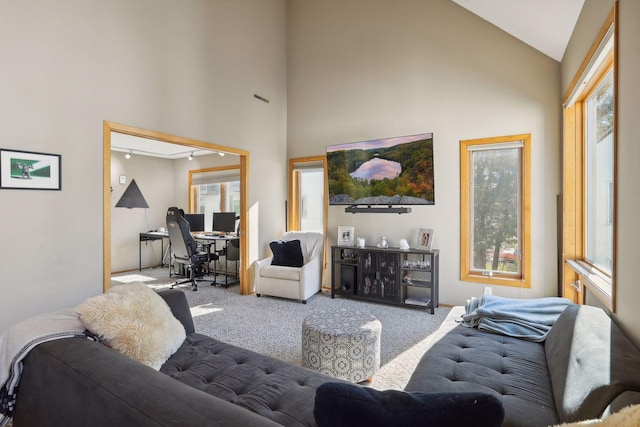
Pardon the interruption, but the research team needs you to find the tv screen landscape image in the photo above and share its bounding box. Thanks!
[327,132,435,205]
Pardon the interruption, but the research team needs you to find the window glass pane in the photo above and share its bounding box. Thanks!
[470,147,521,275]
[299,169,324,232]
[193,181,240,231]
[585,70,614,273]
[225,181,241,215]
[196,183,221,230]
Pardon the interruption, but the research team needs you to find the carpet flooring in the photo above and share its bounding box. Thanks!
[112,267,451,391]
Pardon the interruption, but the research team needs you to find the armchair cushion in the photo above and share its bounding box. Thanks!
[259,265,301,281]
[269,239,304,267]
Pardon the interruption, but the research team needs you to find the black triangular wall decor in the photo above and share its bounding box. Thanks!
[115,179,149,209]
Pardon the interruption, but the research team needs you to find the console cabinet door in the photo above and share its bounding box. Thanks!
[378,252,401,302]
[359,250,401,303]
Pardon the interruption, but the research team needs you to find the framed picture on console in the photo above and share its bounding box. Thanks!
[416,228,434,251]
[0,149,61,190]
[337,226,355,246]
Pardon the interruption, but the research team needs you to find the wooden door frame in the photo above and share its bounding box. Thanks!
[103,121,251,295]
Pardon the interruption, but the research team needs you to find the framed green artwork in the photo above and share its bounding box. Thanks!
[0,149,61,190]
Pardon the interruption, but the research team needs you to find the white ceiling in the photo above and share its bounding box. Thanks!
[111,132,233,160]
[451,0,585,61]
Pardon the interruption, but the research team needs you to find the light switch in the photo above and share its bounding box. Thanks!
[119,175,127,185]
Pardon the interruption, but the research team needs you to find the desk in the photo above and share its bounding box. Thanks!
[194,234,239,286]
[139,232,169,271]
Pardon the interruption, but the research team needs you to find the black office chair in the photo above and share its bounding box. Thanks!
[220,237,240,287]
[166,207,216,291]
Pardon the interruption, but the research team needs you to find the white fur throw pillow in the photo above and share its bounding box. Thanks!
[552,404,640,427]
[77,283,186,370]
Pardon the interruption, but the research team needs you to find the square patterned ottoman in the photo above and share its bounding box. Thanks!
[302,309,381,383]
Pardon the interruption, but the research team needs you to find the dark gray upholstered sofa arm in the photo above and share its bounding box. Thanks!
[14,338,280,427]
[544,304,640,423]
[12,289,282,427]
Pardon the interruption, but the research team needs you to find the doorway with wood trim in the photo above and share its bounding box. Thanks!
[103,121,251,296]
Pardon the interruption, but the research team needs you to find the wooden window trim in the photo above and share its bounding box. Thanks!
[460,134,531,288]
[562,4,617,311]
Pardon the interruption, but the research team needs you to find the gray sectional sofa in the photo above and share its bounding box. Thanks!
[11,290,330,427]
[10,290,640,426]
[405,304,640,426]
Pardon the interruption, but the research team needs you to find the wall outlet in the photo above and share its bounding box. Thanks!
[483,286,492,296]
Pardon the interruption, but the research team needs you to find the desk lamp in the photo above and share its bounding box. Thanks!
[115,179,149,208]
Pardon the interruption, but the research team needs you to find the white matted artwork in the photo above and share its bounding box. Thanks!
[416,228,434,250]
[337,226,355,246]
[0,148,61,190]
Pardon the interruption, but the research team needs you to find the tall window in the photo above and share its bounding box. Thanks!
[223,181,241,215]
[189,166,240,231]
[460,134,531,287]
[562,8,616,310]
[585,70,614,274]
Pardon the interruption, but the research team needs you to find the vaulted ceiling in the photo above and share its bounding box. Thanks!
[113,1,585,158]
[451,0,585,61]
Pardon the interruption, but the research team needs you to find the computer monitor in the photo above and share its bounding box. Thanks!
[212,212,237,234]
[183,213,205,232]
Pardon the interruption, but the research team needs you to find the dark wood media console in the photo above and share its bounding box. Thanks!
[330,245,439,313]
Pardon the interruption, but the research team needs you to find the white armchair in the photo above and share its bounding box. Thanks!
[255,231,324,303]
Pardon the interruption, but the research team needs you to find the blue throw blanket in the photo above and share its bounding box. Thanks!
[461,295,575,342]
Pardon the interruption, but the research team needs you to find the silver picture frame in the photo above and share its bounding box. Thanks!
[337,226,355,246]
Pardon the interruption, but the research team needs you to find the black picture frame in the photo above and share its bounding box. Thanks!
[0,148,62,190]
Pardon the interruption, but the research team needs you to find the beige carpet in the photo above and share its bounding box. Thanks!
[112,267,451,391]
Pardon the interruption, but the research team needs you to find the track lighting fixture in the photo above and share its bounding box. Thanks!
[188,152,193,160]
[125,150,132,159]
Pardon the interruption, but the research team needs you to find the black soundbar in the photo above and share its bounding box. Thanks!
[345,205,411,214]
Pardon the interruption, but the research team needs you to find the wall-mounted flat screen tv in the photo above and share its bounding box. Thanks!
[327,132,435,205]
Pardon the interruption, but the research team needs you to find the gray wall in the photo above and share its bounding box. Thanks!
[287,0,562,306]
[616,0,640,345]
[0,0,287,332]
